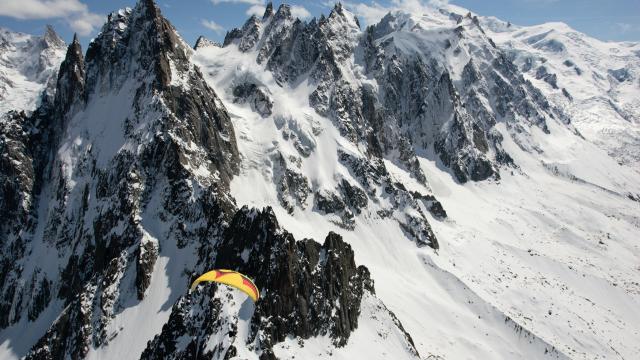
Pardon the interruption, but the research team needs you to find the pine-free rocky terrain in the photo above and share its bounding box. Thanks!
[0,1,638,359]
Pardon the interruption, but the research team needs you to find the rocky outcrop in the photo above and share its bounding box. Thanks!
[273,153,310,213]
[53,34,85,129]
[218,208,373,347]
[223,15,261,52]
[337,150,440,248]
[535,66,558,89]
[142,207,411,358]
[232,82,273,117]
[214,4,443,248]
[411,191,448,219]
[194,36,220,50]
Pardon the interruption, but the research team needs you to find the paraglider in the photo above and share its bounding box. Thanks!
[190,269,260,302]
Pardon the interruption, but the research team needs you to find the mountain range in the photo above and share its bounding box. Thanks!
[0,1,638,359]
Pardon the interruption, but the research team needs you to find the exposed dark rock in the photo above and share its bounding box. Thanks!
[608,68,631,82]
[315,190,355,229]
[216,207,373,347]
[411,191,448,219]
[55,34,85,117]
[223,16,261,51]
[232,82,273,117]
[26,288,94,360]
[1,3,424,359]
[337,151,439,248]
[340,179,368,214]
[27,275,52,322]
[536,66,558,89]
[135,239,158,299]
[140,290,235,360]
[273,153,310,213]
[263,2,274,20]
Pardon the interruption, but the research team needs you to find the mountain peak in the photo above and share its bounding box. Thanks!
[326,1,359,29]
[194,35,220,50]
[139,0,160,17]
[274,3,292,20]
[42,24,65,48]
[263,2,274,20]
[87,0,193,91]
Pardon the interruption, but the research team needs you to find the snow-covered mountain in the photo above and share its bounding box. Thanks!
[479,15,640,169]
[1,1,639,359]
[0,26,66,115]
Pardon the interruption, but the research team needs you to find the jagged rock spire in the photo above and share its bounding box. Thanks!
[54,32,85,115]
[263,2,274,20]
[275,3,292,19]
[42,24,65,48]
[140,0,160,18]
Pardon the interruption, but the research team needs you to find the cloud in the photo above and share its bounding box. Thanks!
[0,0,103,36]
[428,0,449,7]
[201,19,225,34]
[0,0,85,19]
[343,1,389,25]
[290,5,311,19]
[246,5,266,17]
[210,0,264,5]
[68,13,103,36]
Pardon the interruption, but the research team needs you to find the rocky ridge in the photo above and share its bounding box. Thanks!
[221,4,566,184]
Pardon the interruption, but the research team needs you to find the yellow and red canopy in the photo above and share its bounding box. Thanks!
[190,269,259,302]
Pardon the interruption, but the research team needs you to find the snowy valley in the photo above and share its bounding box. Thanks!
[0,1,639,359]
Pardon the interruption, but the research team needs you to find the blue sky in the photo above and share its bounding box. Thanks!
[1,0,639,49]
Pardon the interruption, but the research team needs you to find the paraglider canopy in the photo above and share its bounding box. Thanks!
[190,269,260,302]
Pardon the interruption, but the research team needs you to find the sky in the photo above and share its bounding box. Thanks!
[0,0,639,48]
